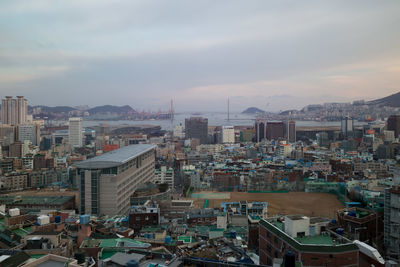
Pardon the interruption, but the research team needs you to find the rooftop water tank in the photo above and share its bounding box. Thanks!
[80,214,90,225]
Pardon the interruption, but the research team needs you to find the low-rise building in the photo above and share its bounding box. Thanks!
[259,215,359,266]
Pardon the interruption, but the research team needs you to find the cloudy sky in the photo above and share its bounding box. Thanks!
[1,1,400,112]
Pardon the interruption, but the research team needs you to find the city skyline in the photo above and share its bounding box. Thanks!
[1,1,400,112]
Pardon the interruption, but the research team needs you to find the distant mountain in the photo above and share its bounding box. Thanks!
[29,105,77,113]
[88,105,135,114]
[242,107,265,114]
[368,91,400,107]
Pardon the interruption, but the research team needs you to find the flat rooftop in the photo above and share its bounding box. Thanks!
[74,144,155,169]
[271,221,333,245]
[263,219,357,253]
[0,195,74,206]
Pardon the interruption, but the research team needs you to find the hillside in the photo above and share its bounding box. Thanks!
[242,107,265,114]
[88,105,135,114]
[368,91,400,107]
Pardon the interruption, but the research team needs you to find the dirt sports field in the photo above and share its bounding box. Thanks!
[190,192,344,219]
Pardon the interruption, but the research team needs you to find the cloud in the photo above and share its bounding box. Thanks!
[0,0,399,111]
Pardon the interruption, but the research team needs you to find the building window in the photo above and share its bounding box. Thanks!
[274,236,278,244]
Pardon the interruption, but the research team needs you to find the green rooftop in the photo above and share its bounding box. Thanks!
[260,219,358,253]
[178,236,192,243]
[295,234,334,245]
[100,250,117,260]
[100,238,150,248]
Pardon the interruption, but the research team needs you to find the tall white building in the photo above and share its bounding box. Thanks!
[154,166,174,188]
[221,126,235,144]
[69,117,83,148]
[1,96,27,125]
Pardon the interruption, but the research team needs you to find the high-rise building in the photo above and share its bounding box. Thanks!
[221,126,235,144]
[341,116,354,138]
[267,121,285,140]
[387,115,400,138]
[287,120,296,143]
[68,117,83,148]
[75,144,156,216]
[384,172,400,261]
[185,117,208,144]
[255,120,266,142]
[17,123,40,146]
[1,96,27,125]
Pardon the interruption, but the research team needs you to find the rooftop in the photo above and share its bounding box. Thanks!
[74,144,155,169]
[0,195,74,206]
[263,219,357,253]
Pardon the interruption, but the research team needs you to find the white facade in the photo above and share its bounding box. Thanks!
[154,166,174,188]
[221,126,235,144]
[173,124,185,139]
[69,117,83,148]
[284,215,310,238]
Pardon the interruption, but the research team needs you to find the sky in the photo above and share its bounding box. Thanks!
[1,1,400,112]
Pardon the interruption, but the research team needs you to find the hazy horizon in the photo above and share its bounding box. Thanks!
[1,1,400,112]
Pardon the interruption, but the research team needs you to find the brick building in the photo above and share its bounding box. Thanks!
[259,216,359,266]
[129,201,160,232]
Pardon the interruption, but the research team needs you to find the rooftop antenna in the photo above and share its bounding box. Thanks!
[170,99,174,123]
[227,97,230,122]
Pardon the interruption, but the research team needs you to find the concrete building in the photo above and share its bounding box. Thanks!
[221,126,235,144]
[129,201,160,231]
[75,144,156,216]
[341,116,354,138]
[387,115,400,138]
[17,123,40,146]
[384,130,395,142]
[154,166,174,188]
[68,117,83,148]
[288,120,296,143]
[255,120,266,142]
[173,124,185,139]
[384,177,400,261]
[267,121,285,140]
[1,96,27,126]
[0,173,28,190]
[0,124,15,146]
[185,117,208,144]
[259,216,359,266]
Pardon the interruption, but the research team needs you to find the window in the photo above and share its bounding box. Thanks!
[274,236,278,244]
[297,232,305,238]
